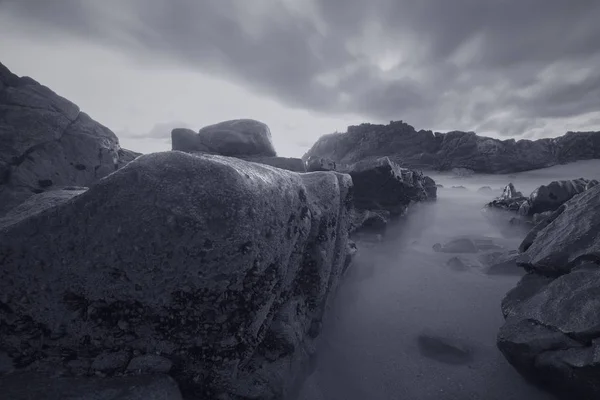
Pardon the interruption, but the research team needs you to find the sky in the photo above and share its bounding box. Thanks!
[1,0,600,157]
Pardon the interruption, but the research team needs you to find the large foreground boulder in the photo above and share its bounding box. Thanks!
[0,61,140,216]
[0,151,353,399]
[497,183,600,399]
[171,119,277,158]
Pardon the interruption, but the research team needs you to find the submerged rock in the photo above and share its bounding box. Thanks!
[171,119,277,158]
[417,331,474,365]
[433,238,479,253]
[0,151,353,399]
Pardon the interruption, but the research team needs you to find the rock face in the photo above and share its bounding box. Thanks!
[0,61,140,216]
[304,120,600,173]
[346,157,432,216]
[0,151,353,399]
[497,183,600,399]
[172,119,277,158]
[517,183,600,276]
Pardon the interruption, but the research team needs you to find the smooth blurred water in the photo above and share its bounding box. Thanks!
[296,160,600,400]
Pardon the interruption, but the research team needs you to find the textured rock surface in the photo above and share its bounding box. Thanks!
[498,268,600,399]
[517,183,600,275]
[171,119,277,158]
[240,156,306,172]
[0,61,139,216]
[0,151,353,399]
[304,120,600,173]
[0,373,182,400]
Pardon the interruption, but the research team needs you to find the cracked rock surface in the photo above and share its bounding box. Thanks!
[0,61,139,216]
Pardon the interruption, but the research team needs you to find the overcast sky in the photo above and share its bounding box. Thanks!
[1,0,600,157]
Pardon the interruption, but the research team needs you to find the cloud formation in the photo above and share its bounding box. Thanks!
[3,0,600,138]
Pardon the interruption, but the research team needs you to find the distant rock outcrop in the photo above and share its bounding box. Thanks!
[0,151,354,399]
[0,61,140,216]
[172,119,277,158]
[304,120,600,174]
[497,183,600,399]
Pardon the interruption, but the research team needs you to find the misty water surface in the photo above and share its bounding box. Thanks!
[296,160,600,400]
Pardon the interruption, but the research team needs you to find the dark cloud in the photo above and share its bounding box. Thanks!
[3,0,600,136]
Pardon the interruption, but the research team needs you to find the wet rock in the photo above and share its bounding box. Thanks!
[0,62,138,216]
[517,183,600,275]
[417,331,474,365]
[433,238,479,253]
[127,355,173,374]
[0,373,182,400]
[0,151,353,399]
[305,156,336,172]
[171,119,277,158]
